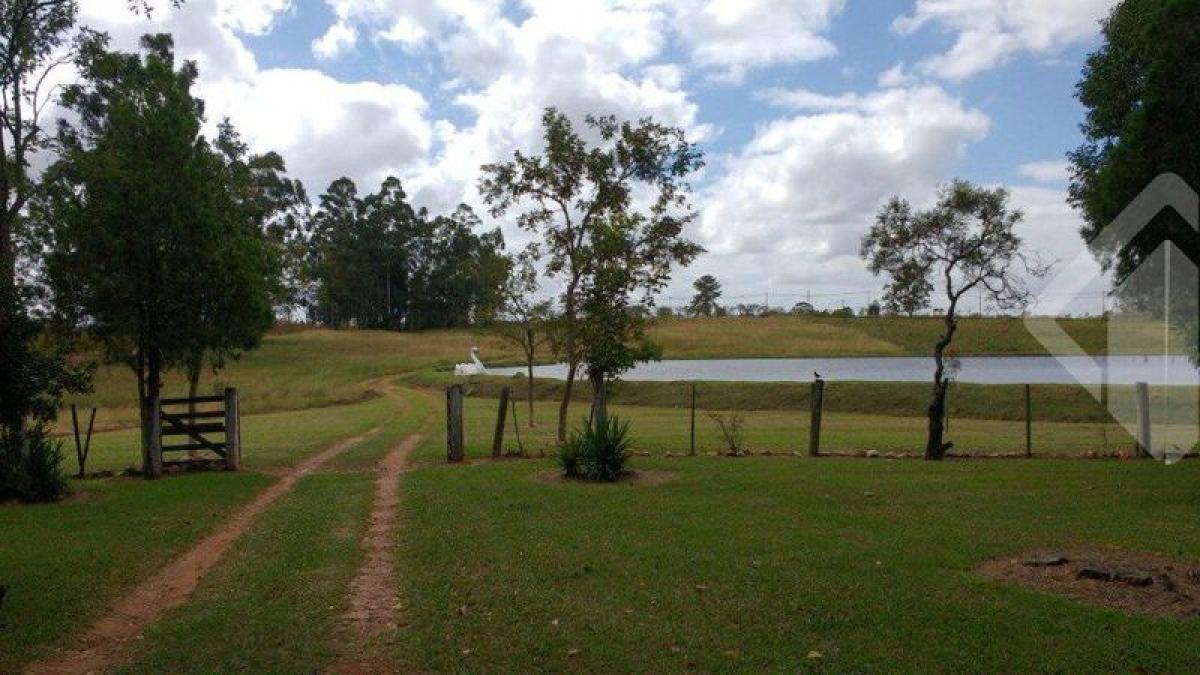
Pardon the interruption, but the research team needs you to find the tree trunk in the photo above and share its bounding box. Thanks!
[924,306,958,460]
[526,355,535,428]
[139,350,164,477]
[187,367,201,460]
[557,359,578,444]
[591,373,608,429]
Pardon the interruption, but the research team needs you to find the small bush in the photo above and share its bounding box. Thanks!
[707,411,746,456]
[0,425,68,503]
[558,415,631,482]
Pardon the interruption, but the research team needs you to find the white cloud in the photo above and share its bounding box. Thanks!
[877,62,916,88]
[893,0,1116,81]
[312,21,358,60]
[698,85,990,265]
[671,0,846,83]
[1018,160,1071,183]
[75,0,433,197]
[218,0,293,35]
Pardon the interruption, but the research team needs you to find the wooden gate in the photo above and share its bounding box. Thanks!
[142,387,241,478]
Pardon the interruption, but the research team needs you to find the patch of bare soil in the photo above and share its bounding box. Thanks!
[23,427,382,675]
[533,468,677,486]
[977,549,1200,619]
[342,432,423,637]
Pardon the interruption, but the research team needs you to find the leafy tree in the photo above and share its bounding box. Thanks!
[492,249,551,426]
[305,177,506,330]
[1069,0,1200,356]
[862,301,882,317]
[37,34,276,470]
[861,180,1046,460]
[687,274,723,317]
[575,212,685,427]
[882,260,932,316]
[0,0,86,438]
[480,108,704,442]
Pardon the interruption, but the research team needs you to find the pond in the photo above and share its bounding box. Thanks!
[487,355,1199,386]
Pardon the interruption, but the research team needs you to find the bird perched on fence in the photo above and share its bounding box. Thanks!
[813,371,821,380]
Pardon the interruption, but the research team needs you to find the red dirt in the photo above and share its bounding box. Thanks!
[977,548,1200,619]
[342,432,424,636]
[24,428,381,675]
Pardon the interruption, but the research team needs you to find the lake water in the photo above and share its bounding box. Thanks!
[488,355,1200,386]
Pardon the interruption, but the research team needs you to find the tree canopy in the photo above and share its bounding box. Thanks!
[687,274,723,317]
[34,34,280,464]
[1069,0,1200,353]
[480,107,704,441]
[862,180,1045,459]
[303,176,508,331]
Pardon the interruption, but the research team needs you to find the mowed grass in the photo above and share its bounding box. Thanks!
[118,473,374,674]
[389,455,1200,672]
[0,385,420,672]
[116,387,431,673]
[408,394,1143,463]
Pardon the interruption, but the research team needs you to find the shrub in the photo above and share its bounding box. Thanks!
[707,411,746,456]
[0,425,68,503]
[558,415,631,482]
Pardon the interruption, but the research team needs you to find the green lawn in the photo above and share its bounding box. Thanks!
[389,454,1200,672]
[409,394,1143,463]
[7,318,1198,673]
[0,385,420,671]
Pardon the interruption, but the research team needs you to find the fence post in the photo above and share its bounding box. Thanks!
[224,387,241,471]
[1135,381,1151,458]
[492,386,510,458]
[809,378,824,457]
[1024,384,1032,458]
[142,392,163,479]
[447,384,465,462]
[689,384,696,456]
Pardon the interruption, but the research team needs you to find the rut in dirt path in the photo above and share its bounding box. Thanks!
[342,430,424,636]
[24,427,382,675]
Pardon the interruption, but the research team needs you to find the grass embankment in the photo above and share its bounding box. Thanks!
[405,370,1198,426]
[62,315,1152,433]
[388,454,1200,672]
[0,386,427,671]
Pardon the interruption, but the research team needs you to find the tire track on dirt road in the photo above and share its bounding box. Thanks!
[24,427,383,675]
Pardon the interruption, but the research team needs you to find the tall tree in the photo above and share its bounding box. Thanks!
[37,34,276,470]
[1069,0,1200,356]
[576,212,693,427]
[687,274,722,317]
[861,181,1046,460]
[480,108,704,442]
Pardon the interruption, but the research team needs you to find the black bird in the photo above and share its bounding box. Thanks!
[813,371,821,380]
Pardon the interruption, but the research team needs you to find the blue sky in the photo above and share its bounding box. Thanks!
[77,0,1117,313]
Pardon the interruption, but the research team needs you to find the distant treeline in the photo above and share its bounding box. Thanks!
[298,177,507,331]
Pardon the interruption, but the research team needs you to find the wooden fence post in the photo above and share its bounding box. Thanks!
[1024,384,1032,458]
[492,386,510,458]
[224,387,241,471]
[1135,381,1151,458]
[689,384,696,456]
[809,378,824,457]
[446,385,465,462]
[142,393,163,479]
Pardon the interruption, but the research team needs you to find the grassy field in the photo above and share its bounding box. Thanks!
[0,385,424,669]
[389,453,1200,672]
[6,318,1198,672]
[60,315,1165,433]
